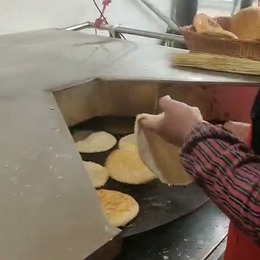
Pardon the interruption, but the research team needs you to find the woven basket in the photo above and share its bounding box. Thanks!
[182,17,260,61]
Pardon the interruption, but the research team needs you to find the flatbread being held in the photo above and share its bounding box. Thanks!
[75,131,117,153]
[135,113,193,186]
[83,161,109,188]
[97,189,139,227]
[118,133,136,150]
[106,148,156,185]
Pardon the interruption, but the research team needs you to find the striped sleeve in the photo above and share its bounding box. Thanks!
[180,122,260,242]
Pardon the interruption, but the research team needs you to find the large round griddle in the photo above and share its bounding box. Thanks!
[102,179,208,237]
[71,116,209,237]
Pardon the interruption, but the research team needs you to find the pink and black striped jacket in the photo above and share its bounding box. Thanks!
[180,122,260,243]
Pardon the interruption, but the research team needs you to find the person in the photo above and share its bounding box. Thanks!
[141,95,260,260]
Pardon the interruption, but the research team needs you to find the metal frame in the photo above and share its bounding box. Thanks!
[162,0,198,47]
[64,0,257,47]
[64,0,185,44]
[64,22,185,43]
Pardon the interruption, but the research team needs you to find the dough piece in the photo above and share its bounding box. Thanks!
[73,130,91,142]
[135,113,193,186]
[118,134,136,150]
[97,189,139,227]
[193,13,238,39]
[106,148,156,185]
[83,161,109,188]
[75,131,117,153]
[230,6,260,40]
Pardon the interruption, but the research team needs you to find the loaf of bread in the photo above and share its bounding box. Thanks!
[193,13,238,39]
[230,6,260,40]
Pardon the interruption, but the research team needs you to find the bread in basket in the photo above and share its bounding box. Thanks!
[181,7,260,61]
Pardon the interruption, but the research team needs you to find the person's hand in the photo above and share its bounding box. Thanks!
[224,121,250,143]
[141,96,204,147]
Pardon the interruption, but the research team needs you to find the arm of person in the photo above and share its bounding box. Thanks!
[180,122,260,242]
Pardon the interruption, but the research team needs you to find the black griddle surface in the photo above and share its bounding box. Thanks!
[103,179,208,237]
[71,116,209,237]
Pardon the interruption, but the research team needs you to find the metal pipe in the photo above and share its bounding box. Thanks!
[64,21,185,43]
[160,0,178,46]
[64,22,91,31]
[87,22,184,43]
[170,0,176,21]
[175,0,198,27]
[240,0,253,9]
[172,0,197,49]
[232,0,254,16]
[140,0,180,33]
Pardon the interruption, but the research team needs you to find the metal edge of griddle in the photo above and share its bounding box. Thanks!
[116,201,229,260]
[206,237,227,260]
[86,234,123,260]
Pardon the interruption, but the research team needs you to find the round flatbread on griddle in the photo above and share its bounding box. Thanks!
[118,133,136,150]
[75,131,117,153]
[83,161,109,188]
[106,148,156,185]
[97,189,139,227]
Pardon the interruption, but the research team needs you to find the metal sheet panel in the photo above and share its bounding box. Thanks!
[0,92,119,259]
[0,29,257,259]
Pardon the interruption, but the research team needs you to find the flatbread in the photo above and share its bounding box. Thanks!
[97,189,139,227]
[83,161,109,188]
[73,130,91,142]
[75,131,117,153]
[135,113,193,186]
[118,134,136,150]
[106,148,156,185]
